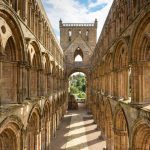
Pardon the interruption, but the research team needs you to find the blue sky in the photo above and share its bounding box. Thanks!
[42,0,113,41]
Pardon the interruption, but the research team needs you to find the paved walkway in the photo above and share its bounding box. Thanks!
[50,103,106,150]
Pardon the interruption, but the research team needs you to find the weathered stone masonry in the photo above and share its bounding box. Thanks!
[88,0,150,150]
[0,0,150,150]
[0,0,67,150]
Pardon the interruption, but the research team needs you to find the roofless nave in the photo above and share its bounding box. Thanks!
[0,0,150,150]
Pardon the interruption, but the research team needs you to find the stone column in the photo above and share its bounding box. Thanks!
[23,0,28,22]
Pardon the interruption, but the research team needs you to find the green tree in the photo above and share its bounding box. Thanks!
[69,73,86,98]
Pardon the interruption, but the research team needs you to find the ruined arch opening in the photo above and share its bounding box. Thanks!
[0,128,18,150]
[1,36,18,104]
[27,108,41,150]
[74,47,83,62]
[68,72,86,109]
[132,121,150,150]
[114,109,129,150]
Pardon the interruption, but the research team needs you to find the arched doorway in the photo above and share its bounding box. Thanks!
[68,72,86,109]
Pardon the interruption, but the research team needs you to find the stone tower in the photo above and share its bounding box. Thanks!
[59,19,97,76]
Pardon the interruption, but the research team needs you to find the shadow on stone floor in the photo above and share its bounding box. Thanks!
[65,137,105,150]
[50,103,106,150]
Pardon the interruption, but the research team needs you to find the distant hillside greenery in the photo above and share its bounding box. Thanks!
[69,73,86,99]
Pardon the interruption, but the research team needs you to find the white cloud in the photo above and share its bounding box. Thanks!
[88,0,112,8]
[42,0,113,41]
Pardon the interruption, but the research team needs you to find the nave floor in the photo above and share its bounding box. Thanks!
[50,103,106,150]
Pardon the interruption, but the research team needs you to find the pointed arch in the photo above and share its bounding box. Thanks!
[74,47,83,62]
[0,8,26,61]
[27,105,41,150]
[113,106,129,150]
[41,100,51,150]
[131,11,150,103]
[131,11,150,62]
[113,39,129,99]
[0,116,23,150]
[131,119,150,150]
[105,99,114,150]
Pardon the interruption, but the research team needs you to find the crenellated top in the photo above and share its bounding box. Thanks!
[60,19,97,28]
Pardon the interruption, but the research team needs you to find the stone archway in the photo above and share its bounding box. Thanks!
[132,119,150,150]
[27,106,41,150]
[113,39,129,100]
[42,101,50,150]
[114,107,129,150]
[0,12,25,103]
[27,41,42,98]
[131,11,150,103]
[0,117,23,150]
[105,99,114,150]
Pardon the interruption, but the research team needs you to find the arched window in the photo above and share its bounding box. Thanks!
[75,55,83,62]
[74,47,83,62]
[79,30,81,34]
[68,29,72,41]
[86,30,89,41]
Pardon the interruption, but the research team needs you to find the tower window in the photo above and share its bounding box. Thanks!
[75,55,83,61]
[79,30,81,34]
[74,47,83,62]
[68,29,72,41]
[86,30,89,41]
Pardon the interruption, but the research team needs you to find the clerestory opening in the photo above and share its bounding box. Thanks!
[74,47,83,62]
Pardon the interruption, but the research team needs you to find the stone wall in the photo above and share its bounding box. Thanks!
[0,0,67,149]
[89,0,150,150]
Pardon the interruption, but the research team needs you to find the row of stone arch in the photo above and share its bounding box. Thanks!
[2,0,59,52]
[91,95,150,150]
[0,93,67,150]
[0,7,64,104]
[97,0,149,53]
[92,10,150,103]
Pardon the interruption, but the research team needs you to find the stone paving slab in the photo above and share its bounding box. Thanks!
[50,103,106,150]
[66,113,89,150]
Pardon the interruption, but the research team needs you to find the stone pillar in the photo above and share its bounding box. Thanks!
[50,75,53,93]
[28,2,32,28]
[23,0,28,22]
[26,65,31,99]
[37,69,44,97]
[36,130,41,150]
[17,61,27,103]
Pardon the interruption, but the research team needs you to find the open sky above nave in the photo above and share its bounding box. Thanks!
[42,0,113,40]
